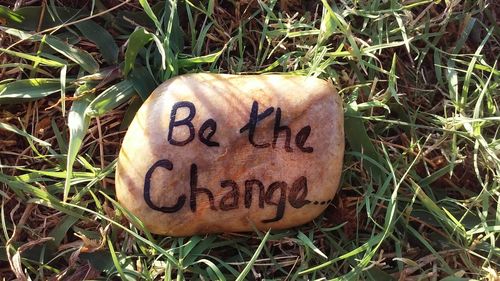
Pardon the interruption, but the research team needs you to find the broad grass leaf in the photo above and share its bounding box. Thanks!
[15,168,94,180]
[257,52,296,73]
[86,80,136,117]
[406,226,453,273]
[76,20,119,64]
[119,96,142,130]
[79,252,115,273]
[447,17,477,106]
[207,0,215,17]
[0,5,23,23]
[419,163,455,186]
[356,100,390,112]
[178,48,225,68]
[0,63,54,77]
[44,36,99,74]
[48,215,81,246]
[0,26,38,40]
[408,179,467,242]
[179,236,203,261]
[0,78,70,104]
[193,22,213,56]
[123,28,153,76]
[64,84,95,202]
[344,103,382,177]
[0,47,66,68]
[114,10,155,30]
[4,6,86,30]
[361,41,407,54]
[2,27,98,73]
[129,66,157,101]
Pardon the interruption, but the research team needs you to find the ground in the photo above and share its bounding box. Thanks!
[0,0,499,280]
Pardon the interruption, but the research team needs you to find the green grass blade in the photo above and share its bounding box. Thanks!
[64,84,95,202]
[393,11,411,54]
[318,5,337,45]
[344,103,382,177]
[387,53,399,103]
[4,5,86,30]
[0,47,66,67]
[0,173,85,219]
[297,231,327,259]
[193,259,226,281]
[129,66,157,101]
[85,80,136,117]
[178,48,225,68]
[0,122,50,147]
[461,27,493,106]
[48,215,80,247]
[75,20,119,64]
[138,0,162,32]
[0,5,23,23]
[60,65,67,116]
[235,230,270,281]
[123,28,153,76]
[152,34,167,71]
[0,78,70,104]
[299,234,384,275]
[1,26,98,74]
[107,237,127,280]
[44,36,99,74]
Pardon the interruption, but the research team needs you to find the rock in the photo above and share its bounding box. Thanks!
[115,73,344,236]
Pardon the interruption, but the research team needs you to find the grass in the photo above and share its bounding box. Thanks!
[0,0,498,280]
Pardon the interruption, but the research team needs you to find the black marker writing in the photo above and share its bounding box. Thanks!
[199,118,220,147]
[295,125,314,153]
[168,101,196,146]
[144,159,186,213]
[143,159,315,223]
[273,107,293,152]
[220,180,239,211]
[240,101,274,148]
[263,181,287,223]
[146,99,320,222]
[190,163,217,211]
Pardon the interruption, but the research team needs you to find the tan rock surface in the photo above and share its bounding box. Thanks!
[116,73,344,236]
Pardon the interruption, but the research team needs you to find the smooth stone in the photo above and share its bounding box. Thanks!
[115,73,344,236]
